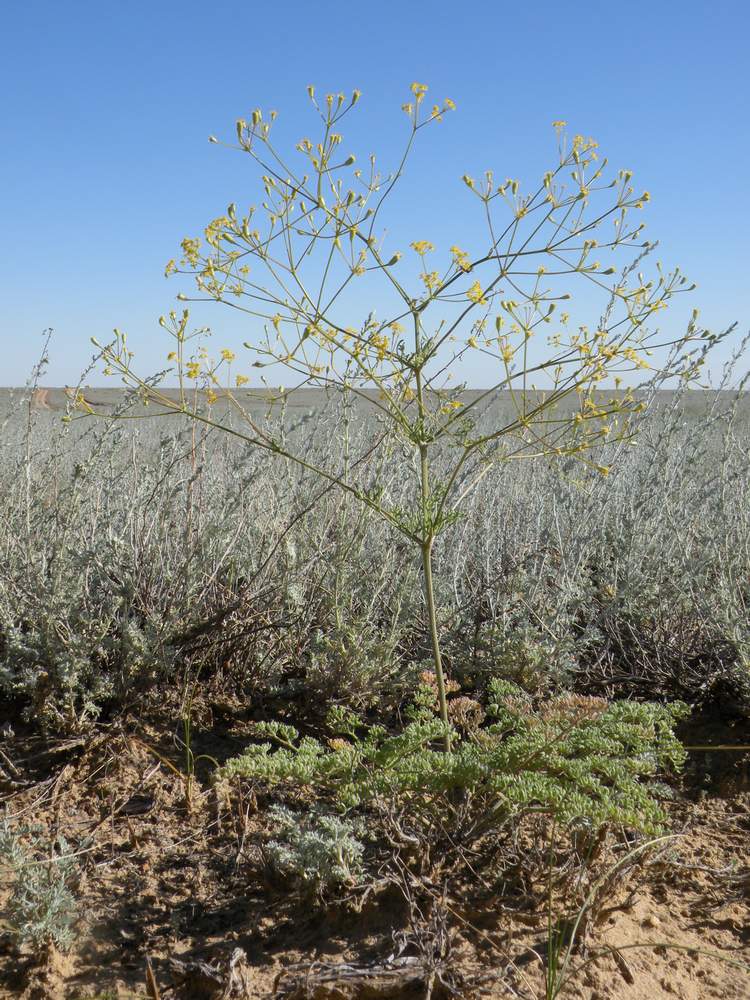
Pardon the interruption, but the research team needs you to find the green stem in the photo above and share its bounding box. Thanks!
[412,307,451,752]
[420,532,450,751]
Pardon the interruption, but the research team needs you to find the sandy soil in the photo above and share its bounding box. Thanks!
[0,710,747,1000]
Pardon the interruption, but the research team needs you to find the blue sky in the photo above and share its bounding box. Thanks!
[2,0,748,387]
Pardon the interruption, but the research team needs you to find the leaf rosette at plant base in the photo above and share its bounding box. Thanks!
[219,679,688,842]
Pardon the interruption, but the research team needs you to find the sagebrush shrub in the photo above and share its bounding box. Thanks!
[0,819,79,952]
[1,359,747,731]
[264,805,366,896]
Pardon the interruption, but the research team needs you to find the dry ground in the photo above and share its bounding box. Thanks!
[1,705,748,1000]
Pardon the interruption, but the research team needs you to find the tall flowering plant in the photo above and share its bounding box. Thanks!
[92,84,708,745]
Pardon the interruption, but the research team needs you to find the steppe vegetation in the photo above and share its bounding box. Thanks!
[1,85,748,998]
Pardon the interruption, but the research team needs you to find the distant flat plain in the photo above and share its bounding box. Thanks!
[1,387,746,425]
[1,387,747,469]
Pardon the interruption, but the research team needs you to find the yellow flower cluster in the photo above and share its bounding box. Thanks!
[368,332,389,362]
[421,271,441,292]
[500,341,514,364]
[410,240,434,255]
[450,245,471,272]
[204,215,231,248]
[440,400,463,414]
[622,347,650,369]
[180,237,201,268]
[466,280,487,305]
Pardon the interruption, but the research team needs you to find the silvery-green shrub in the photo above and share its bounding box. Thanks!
[0,819,79,952]
[264,805,366,895]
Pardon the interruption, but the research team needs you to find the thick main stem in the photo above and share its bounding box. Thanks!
[421,535,451,750]
[413,313,451,751]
